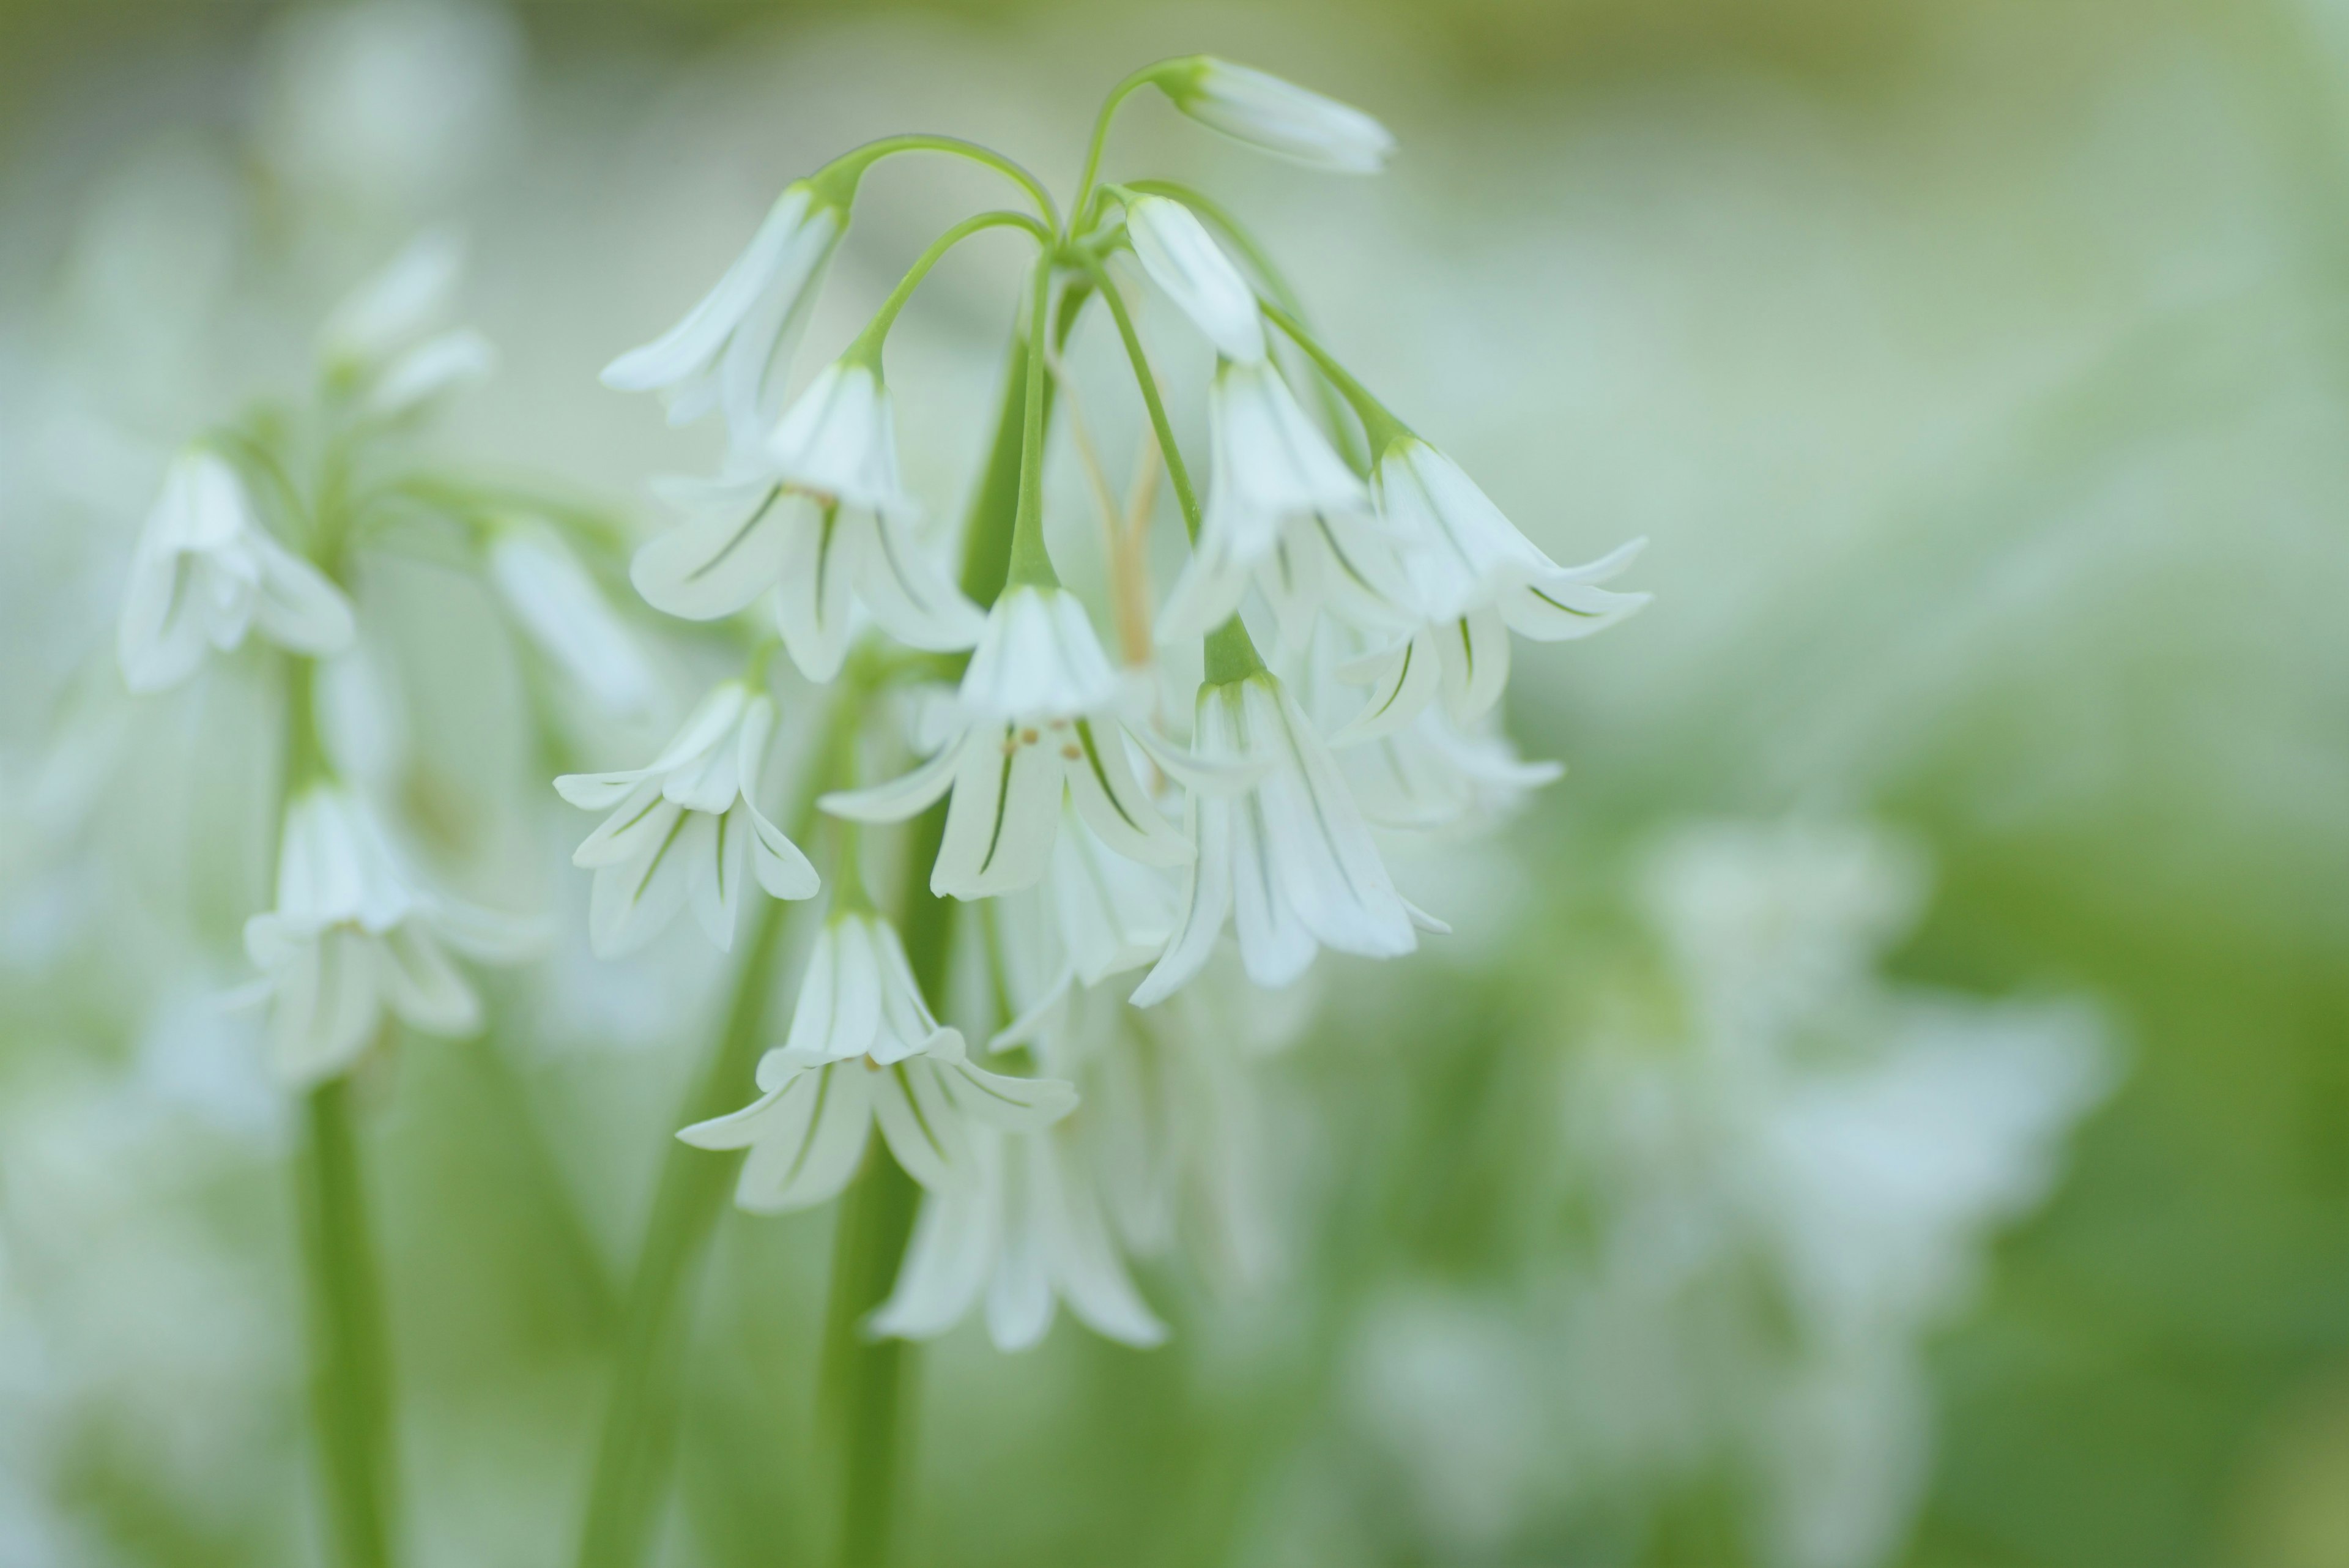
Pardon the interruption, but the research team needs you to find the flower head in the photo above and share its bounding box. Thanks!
[1124,195,1265,362]
[763,359,910,517]
[822,587,1193,900]
[1154,58,1396,174]
[629,472,982,683]
[602,182,846,453]
[240,782,537,1085]
[554,681,819,957]
[1157,360,1373,642]
[1133,671,1433,1005]
[117,450,355,693]
[680,910,1077,1211]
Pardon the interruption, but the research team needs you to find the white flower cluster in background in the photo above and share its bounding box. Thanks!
[579,54,1649,1346]
[1347,820,2113,1568]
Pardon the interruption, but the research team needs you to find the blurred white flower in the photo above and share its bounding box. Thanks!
[1339,704,1564,830]
[1134,672,1430,1004]
[116,450,354,693]
[555,680,820,957]
[823,586,1192,899]
[631,472,982,682]
[601,182,846,453]
[365,326,495,417]
[681,913,1076,1210]
[485,519,659,718]
[870,1121,1167,1350]
[1154,58,1396,174]
[240,781,538,1084]
[1157,361,1374,643]
[319,227,466,368]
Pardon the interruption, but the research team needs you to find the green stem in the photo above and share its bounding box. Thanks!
[1260,300,1413,455]
[820,802,952,1568]
[849,211,1050,365]
[821,135,1060,234]
[1003,258,1060,587]
[298,1075,398,1568]
[1072,65,1162,234]
[573,696,863,1568]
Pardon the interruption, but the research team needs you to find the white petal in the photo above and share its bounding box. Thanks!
[570,779,673,867]
[686,811,744,951]
[1501,562,1652,642]
[245,530,356,656]
[489,524,659,718]
[820,732,965,823]
[1064,718,1189,868]
[765,362,913,516]
[630,481,800,622]
[936,1058,1079,1133]
[853,507,985,653]
[1329,631,1439,746]
[1437,608,1512,725]
[1165,58,1397,174]
[985,1141,1056,1351]
[1245,678,1415,961]
[272,927,384,1086]
[744,800,820,900]
[773,502,857,682]
[874,1059,979,1191]
[1030,1132,1168,1348]
[603,187,824,395]
[644,680,752,776]
[1050,808,1178,984]
[322,229,464,365]
[790,915,883,1062]
[867,1175,995,1342]
[960,587,1118,723]
[117,547,210,693]
[587,805,697,957]
[379,923,483,1036]
[933,724,1064,899]
[871,920,954,1065]
[366,328,495,417]
[1126,195,1266,362]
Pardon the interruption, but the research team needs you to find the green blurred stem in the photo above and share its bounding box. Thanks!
[297,1074,398,1568]
[820,803,951,1568]
[574,693,862,1568]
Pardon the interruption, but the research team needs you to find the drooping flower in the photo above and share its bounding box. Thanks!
[1157,360,1375,642]
[319,229,494,418]
[869,1121,1168,1350]
[1123,195,1266,362]
[1132,671,1434,1005]
[820,585,1195,900]
[1331,442,1649,734]
[484,518,659,718]
[601,181,847,452]
[1151,57,1397,174]
[239,782,538,1085]
[117,450,355,693]
[629,370,984,681]
[554,680,819,957]
[680,910,1077,1211]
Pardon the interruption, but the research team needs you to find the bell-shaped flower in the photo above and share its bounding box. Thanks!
[602,181,847,452]
[485,518,659,719]
[680,909,1077,1211]
[821,585,1195,900]
[1157,361,1375,642]
[869,1121,1168,1351]
[1341,703,1566,830]
[630,459,982,686]
[1132,672,1438,1005]
[554,680,819,958]
[117,450,355,693]
[239,782,538,1085]
[1152,57,1397,174]
[1124,195,1266,362]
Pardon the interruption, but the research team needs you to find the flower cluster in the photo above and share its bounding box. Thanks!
[581,56,1650,1346]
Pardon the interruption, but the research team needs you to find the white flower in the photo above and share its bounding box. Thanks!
[1133,672,1433,1005]
[486,519,659,718]
[679,910,1077,1211]
[1157,360,1375,642]
[762,359,910,515]
[869,1122,1167,1351]
[1319,445,1649,737]
[1155,58,1396,174]
[629,475,982,685]
[602,181,846,452]
[821,586,1194,900]
[117,450,355,693]
[554,681,819,957]
[1124,195,1264,362]
[239,782,537,1085]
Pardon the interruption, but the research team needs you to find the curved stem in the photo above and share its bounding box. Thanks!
[573,694,863,1568]
[852,211,1050,363]
[1077,253,1203,544]
[1072,67,1160,234]
[1260,300,1413,453]
[825,135,1060,234]
[299,1073,398,1568]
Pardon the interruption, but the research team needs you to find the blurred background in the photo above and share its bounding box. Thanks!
[2,1,2346,1565]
